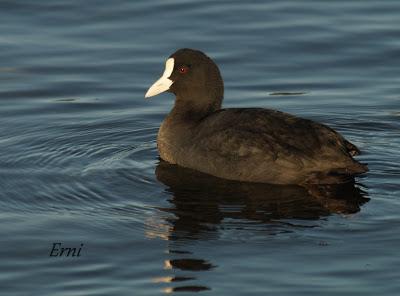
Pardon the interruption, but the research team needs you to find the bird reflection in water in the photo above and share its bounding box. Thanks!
[150,160,369,293]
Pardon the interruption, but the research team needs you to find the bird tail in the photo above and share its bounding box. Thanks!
[303,161,368,185]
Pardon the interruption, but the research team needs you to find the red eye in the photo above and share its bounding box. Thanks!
[179,66,188,74]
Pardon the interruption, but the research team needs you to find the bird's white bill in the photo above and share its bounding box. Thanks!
[145,58,174,98]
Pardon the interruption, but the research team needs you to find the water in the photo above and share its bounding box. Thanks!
[1,0,400,295]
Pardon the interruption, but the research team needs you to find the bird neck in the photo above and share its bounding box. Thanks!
[170,94,222,121]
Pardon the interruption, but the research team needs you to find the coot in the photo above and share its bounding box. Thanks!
[145,48,367,184]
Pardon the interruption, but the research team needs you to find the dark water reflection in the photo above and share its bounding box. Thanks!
[156,160,369,232]
[154,161,369,292]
